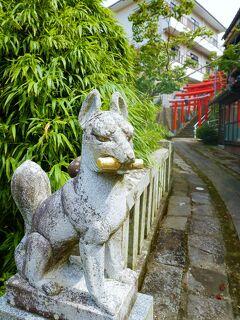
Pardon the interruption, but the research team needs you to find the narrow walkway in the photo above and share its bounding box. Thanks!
[140,150,240,319]
[174,138,240,239]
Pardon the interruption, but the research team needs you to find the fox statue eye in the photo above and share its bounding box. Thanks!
[93,134,110,142]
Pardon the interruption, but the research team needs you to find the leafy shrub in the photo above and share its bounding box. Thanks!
[0,0,167,292]
[196,123,218,145]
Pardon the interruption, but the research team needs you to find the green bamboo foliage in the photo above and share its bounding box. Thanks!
[0,0,167,290]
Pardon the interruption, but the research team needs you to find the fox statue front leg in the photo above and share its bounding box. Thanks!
[79,221,120,315]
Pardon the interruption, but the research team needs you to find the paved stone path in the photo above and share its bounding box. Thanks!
[141,151,239,319]
[174,138,240,240]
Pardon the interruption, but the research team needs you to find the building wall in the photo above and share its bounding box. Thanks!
[220,101,240,146]
[216,9,240,152]
[112,1,221,45]
[111,0,223,84]
[113,3,137,40]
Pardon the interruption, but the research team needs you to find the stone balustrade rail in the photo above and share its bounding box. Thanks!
[121,140,173,285]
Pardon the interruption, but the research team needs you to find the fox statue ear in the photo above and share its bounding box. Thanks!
[78,89,101,129]
[110,92,128,120]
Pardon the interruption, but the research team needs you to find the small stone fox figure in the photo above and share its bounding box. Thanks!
[11,89,137,315]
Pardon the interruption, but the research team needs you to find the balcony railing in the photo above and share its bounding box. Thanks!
[172,54,212,74]
[180,16,199,31]
[207,36,218,47]
[179,16,220,49]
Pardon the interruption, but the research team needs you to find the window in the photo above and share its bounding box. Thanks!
[190,53,199,62]
[187,53,199,69]
[171,46,180,62]
[191,17,200,30]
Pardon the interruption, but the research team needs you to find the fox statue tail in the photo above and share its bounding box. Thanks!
[11,160,51,233]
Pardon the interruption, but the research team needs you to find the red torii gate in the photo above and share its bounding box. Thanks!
[183,79,226,93]
[169,71,227,134]
[170,94,210,134]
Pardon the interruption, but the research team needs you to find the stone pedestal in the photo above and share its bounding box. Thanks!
[5,272,137,320]
[0,293,153,320]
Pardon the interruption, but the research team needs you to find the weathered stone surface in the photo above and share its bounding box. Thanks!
[186,174,205,189]
[167,196,191,217]
[0,296,45,320]
[129,293,153,320]
[163,216,188,231]
[0,293,153,320]
[142,262,183,320]
[6,273,136,320]
[188,220,226,273]
[140,149,238,319]
[172,179,188,187]
[189,234,224,256]
[174,156,192,174]
[152,297,179,320]
[171,181,188,196]
[189,216,221,236]
[169,196,190,205]
[191,204,215,218]
[191,192,211,205]
[187,294,234,320]
[175,138,240,243]
[188,244,226,273]
[171,166,189,196]
[154,229,186,267]
[9,90,142,318]
[171,189,188,197]
[165,149,237,319]
[186,267,229,298]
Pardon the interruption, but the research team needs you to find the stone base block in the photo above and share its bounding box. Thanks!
[0,295,45,320]
[0,293,153,320]
[5,273,136,320]
[129,293,153,320]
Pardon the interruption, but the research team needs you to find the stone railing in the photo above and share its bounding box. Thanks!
[121,140,173,283]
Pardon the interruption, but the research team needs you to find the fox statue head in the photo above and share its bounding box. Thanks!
[78,89,135,173]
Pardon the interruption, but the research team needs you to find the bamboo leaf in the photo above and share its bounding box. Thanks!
[11,125,16,141]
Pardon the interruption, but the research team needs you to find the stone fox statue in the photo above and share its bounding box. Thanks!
[11,89,137,315]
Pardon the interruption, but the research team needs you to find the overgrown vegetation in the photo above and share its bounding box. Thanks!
[216,42,240,73]
[196,122,218,145]
[129,0,213,96]
[0,0,167,292]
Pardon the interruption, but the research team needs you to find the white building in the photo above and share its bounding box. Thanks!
[109,0,226,83]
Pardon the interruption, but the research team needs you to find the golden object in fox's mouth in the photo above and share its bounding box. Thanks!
[68,157,144,177]
[96,157,144,171]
